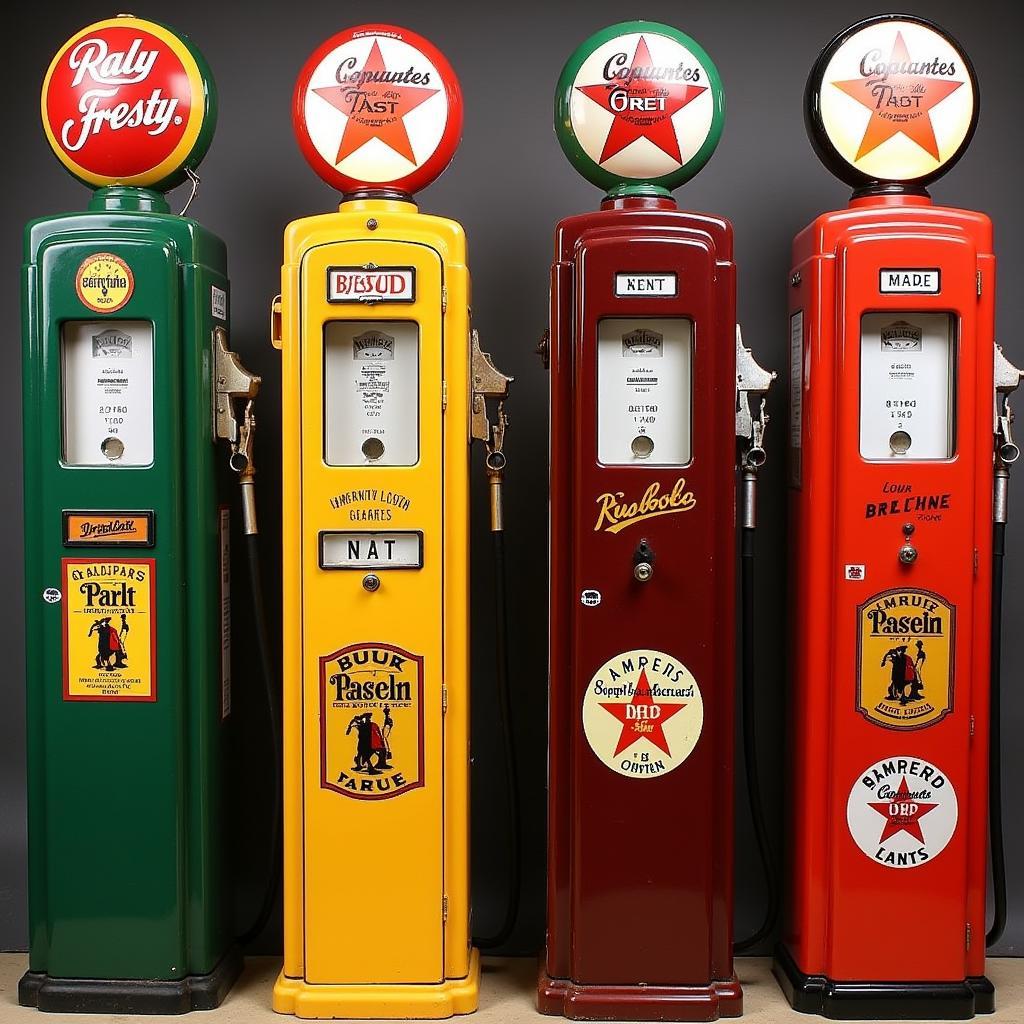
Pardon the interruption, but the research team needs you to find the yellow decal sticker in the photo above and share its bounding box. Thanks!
[856,588,954,730]
[320,643,424,800]
[593,477,696,534]
[63,558,156,701]
[63,510,154,547]
[75,253,134,313]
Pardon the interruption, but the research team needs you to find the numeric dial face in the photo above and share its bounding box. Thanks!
[41,15,216,190]
[293,24,462,195]
[806,15,978,189]
[555,21,724,194]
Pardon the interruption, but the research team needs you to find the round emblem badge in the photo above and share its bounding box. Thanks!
[41,15,216,190]
[75,254,135,313]
[293,24,463,196]
[582,648,703,779]
[555,21,724,195]
[847,756,958,869]
[807,15,978,189]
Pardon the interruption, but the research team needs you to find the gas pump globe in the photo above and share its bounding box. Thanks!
[21,15,259,1013]
[539,22,773,1022]
[273,24,512,1019]
[774,15,1022,1019]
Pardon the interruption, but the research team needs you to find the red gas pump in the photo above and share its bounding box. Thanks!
[774,15,1021,1019]
[539,22,774,1021]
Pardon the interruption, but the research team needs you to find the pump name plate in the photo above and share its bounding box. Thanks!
[615,273,677,297]
[320,530,423,569]
[328,266,416,303]
[63,510,154,547]
[879,268,941,294]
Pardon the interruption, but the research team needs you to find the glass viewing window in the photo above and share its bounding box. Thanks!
[61,320,154,467]
[323,321,420,467]
[859,312,956,460]
[597,317,693,467]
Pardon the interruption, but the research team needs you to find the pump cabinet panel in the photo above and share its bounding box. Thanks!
[297,238,447,986]
[22,217,234,990]
[545,203,740,1020]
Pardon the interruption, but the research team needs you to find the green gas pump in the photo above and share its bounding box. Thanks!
[20,15,260,1013]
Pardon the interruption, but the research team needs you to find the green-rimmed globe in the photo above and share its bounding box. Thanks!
[555,21,724,198]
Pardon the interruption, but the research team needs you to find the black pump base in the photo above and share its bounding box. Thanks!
[18,946,242,1014]
[773,943,994,1020]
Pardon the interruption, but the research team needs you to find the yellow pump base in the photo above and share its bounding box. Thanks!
[272,950,480,1019]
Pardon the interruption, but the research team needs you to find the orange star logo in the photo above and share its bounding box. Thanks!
[868,776,938,844]
[833,32,963,161]
[599,668,687,756]
[313,39,439,166]
[576,35,706,165]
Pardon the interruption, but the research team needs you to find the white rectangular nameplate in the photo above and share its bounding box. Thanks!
[879,269,941,294]
[320,531,423,569]
[615,272,677,297]
[328,266,416,303]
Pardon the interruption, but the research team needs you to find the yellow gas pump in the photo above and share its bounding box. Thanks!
[272,24,511,1018]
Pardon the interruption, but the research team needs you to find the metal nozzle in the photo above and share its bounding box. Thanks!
[735,324,775,489]
[745,445,767,469]
[214,327,261,445]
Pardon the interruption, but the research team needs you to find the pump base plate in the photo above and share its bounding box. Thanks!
[272,948,480,1018]
[537,967,742,1020]
[18,945,242,1014]
[773,942,994,1019]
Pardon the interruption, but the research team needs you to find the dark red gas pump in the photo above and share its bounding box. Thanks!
[773,15,1021,1019]
[539,22,774,1021]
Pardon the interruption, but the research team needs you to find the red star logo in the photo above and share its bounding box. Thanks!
[868,776,937,844]
[313,40,439,166]
[576,35,707,164]
[600,668,687,757]
[833,32,963,161]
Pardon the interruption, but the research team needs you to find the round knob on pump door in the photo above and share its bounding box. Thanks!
[898,523,918,565]
[633,539,655,583]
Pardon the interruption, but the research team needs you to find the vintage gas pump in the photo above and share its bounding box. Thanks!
[539,22,774,1021]
[21,15,261,1014]
[773,15,1021,1019]
[272,24,512,1019]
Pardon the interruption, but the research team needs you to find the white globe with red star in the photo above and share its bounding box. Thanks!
[296,28,455,191]
[817,19,976,183]
[568,30,716,182]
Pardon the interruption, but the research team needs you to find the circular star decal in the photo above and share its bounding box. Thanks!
[807,15,978,190]
[293,24,463,196]
[582,649,703,779]
[555,21,724,195]
[847,757,959,870]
